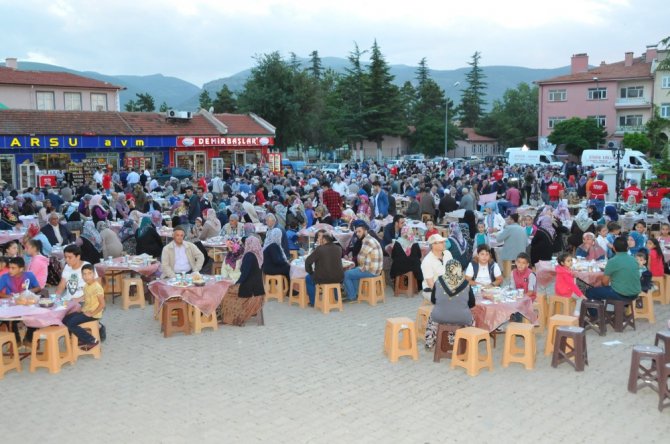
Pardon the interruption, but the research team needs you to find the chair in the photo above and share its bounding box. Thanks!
[189,306,218,334]
[383,317,419,363]
[633,292,655,324]
[0,332,21,379]
[315,283,343,314]
[29,326,73,374]
[121,277,145,310]
[605,299,635,332]
[551,326,588,371]
[544,315,578,356]
[264,274,289,303]
[160,298,191,338]
[288,278,309,308]
[415,305,433,340]
[451,327,494,376]
[393,272,417,297]
[433,324,465,363]
[70,321,102,362]
[650,276,666,304]
[579,299,607,336]
[548,295,575,317]
[359,275,385,306]
[502,322,536,370]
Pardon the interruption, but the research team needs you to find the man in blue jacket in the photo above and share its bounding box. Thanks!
[372,181,389,218]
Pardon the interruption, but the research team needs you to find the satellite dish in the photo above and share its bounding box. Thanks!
[208,106,214,113]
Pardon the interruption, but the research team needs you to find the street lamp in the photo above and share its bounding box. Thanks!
[609,141,625,197]
[444,81,460,159]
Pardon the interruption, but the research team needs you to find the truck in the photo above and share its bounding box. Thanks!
[505,148,563,167]
[581,149,655,184]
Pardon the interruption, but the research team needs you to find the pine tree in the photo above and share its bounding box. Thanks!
[459,51,487,128]
[212,85,237,113]
[199,90,213,110]
[337,43,369,160]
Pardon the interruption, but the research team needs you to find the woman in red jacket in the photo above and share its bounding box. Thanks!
[555,252,585,316]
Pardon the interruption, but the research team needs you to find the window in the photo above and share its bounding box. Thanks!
[64,92,82,111]
[587,115,607,127]
[548,89,567,102]
[548,117,566,129]
[587,87,607,100]
[36,91,55,110]
[662,76,670,89]
[661,104,670,119]
[620,86,644,98]
[91,93,108,111]
[618,114,643,127]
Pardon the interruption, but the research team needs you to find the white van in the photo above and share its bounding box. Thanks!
[581,149,651,169]
[505,148,563,167]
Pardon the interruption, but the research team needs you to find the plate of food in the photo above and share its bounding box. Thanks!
[192,273,206,287]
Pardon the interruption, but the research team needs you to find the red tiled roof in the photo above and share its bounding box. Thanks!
[536,57,652,84]
[0,110,221,135]
[0,66,124,90]
[214,113,274,135]
[462,127,497,142]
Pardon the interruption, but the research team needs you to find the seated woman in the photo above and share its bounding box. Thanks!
[313,205,333,226]
[76,221,103,265]
[390,226,423,286]
[262,228,291,282]
[575,232,606,261]
[464,244,503,288]
[199,209,222,241]
[97,221,124,258]
[220,236,265,326]
[424,259,476,349]
[136,217,164,259]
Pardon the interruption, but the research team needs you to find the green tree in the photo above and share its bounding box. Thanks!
[459,51,487,128]
[547,117,607,156]
[645,106,670,157]
[478,83,538,147]
[336,43,369,160]
[363,40,403,161]
[398,81,416,133]
[124,92,155,112]
[657,36,670,71]
[124,100,137,112]
[411,58,451,156]
[212,85,238,113]
[159,101,169,112]
[199,90,213,110]
[622,132,652,153]
[308,50,323,80]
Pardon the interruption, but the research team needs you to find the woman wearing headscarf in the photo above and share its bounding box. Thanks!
[424,259,475,349]
[483,201,505,234]
[216,202,229,228]
[273,201,288,229]
[115,192,130,220]
[553,201,571,222]
[357,194,372,219]
[89,195,109,225]
[135,216,164,259]
[133,184,147,213]
[76,221,103,264]
[390,226,423,285]
[199,208,222,240]
[628,231,647,255]
[150,210,165,228]
[285,196,306,228]
[219,236,265,326]
[604,205,619,222]
[568,208,595,250]
[447,222,471,269]
[119,218,138,255]
[262,227,291,281]
[459,210,477,239]
[97,220,124,258]
[575,232,606,261]
[530,216,555,265]
[587,204,604,225]
[243,222,260,240]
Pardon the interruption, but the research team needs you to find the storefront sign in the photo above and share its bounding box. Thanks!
[176,136,274,147]
[38,175,57,187]
[0,135,176,149]
[268,153,282,172]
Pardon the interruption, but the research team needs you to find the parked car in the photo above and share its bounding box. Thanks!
[322,163,345,174]
[155,167,193,183]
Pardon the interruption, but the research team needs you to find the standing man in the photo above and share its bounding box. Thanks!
[186,188,200,224]
[321,181,343,225]
[622,179,643,204]
[342,223,383,301]
[547,177,565,208]
[332,175,348,197]
[161,226,205,278]
[419,187,436,222]
[645,182,670,214]
[494,213,528,279]
[372,181,389,219]
[589,173,608,214]
[126,168,140,188]
[102,168,113,196]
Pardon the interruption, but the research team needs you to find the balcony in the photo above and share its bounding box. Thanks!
[615,97,651,108]
[615,125,645,135]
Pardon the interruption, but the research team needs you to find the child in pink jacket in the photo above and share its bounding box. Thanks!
[555,252,585,316]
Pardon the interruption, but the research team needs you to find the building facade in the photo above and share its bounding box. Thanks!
[454,128,502,158]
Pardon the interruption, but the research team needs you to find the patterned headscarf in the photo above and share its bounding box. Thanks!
[137,216,154,238]
[537,216,556,238]
[150,210,163,227]
[81,221,102,252]
[441,259,467,296]
[96,220,110,232]
[244,236,264,268]
[396,225,414,254]
[204,208,221,232]
[449,222,467,254]
[575,209,594,232]
[129,210,142,227]
[263,227,287,260]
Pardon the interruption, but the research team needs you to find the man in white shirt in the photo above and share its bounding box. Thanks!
[126,169,141,187]
[332,176,348,196]
[420,234,453,299]
[56,244,98,300]
[93,167,103,185]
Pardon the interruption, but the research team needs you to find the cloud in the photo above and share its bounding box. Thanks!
[25,52,58,65]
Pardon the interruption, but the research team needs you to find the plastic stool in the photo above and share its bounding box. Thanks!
[264,275,289,303]
[433,324,465,363]
[0,331,21,379]
[544,315,578,356]
[502,322,536,370]
[534,294,548,331]
[160,298,191,338]
[315,283,343,314]
[359,275,385,306]
[650,276,665,304]
[394,272,417,297]
[70,321,102,362]
[189,306,218,334]
[579,299,607,336]
[416,305,432,340]
[605,299,635,332]
[654,330,670,363]
[383,317,419,363]
[450,327,494,376]
[548,295,574,316]
[627,345,664,394]
[551,326,588,371]
[121,277,145,310]
[29,326,73,374]
[633,292,655,324]
[659,362,670,412]
[288,278,309,308]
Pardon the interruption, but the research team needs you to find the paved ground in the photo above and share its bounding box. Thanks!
[3,289,670,444]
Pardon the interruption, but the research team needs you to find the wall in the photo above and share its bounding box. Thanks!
[0,84,119,111]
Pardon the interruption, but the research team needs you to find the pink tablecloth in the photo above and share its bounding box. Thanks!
[471,297,537,332]
[535,260,603,288]
[148,279,234,316]
[298,224,334,238]
[0,301,80,328]
[95,258,161,278]
[0,232,25,244]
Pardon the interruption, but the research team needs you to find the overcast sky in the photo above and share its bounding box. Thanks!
[2,0,668,86]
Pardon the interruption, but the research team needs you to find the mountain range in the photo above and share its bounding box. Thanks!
[2,58,571,112]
